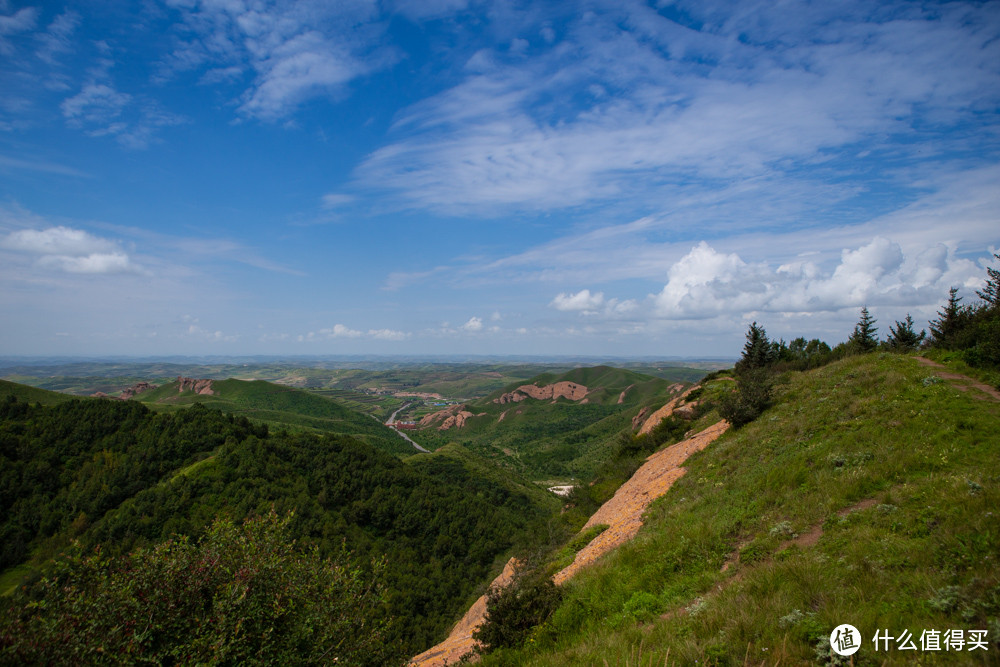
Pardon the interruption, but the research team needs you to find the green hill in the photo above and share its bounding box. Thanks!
[476,353,1000,665]
[0,394,554,657]
[0,379,77,406]
[414,366,691,481]
[134,377,415,456]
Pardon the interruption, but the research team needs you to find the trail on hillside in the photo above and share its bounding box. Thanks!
[410,418,730,666]
[915,357,1000,401]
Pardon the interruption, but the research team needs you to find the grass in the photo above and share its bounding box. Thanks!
[0,379,77,405]
[478,353,1000,665]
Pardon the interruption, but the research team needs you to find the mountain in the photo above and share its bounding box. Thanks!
[132,376,416,456]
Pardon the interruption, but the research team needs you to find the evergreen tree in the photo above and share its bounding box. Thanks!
[886,314,925,351]
[929,287,966,349]
[976,252,1000,309]
[735,322,775,373]
[849,306,879,352]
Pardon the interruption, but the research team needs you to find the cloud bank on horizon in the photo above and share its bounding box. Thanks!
[0,0,998,357]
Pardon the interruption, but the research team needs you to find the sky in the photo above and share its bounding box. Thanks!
[1,0,998,359]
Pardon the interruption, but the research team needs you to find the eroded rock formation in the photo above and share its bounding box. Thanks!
[177,377,214,395]
[494,381,589,404]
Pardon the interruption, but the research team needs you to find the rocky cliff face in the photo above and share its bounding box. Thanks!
[176,377,214,395]
[494,381,589,404]
[120,382,156,399]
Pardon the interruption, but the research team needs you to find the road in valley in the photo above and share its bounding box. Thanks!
[385,402,430,453]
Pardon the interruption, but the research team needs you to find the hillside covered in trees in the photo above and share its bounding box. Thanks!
[0,390,555,660]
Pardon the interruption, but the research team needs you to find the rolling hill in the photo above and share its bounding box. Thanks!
[132,377,416,456]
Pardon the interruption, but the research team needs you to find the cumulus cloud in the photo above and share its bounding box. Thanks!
[651,238,982,319]
[323,323,363,338]
[1,226,142,274]
[551,289,604,311]
[461,316,483,331]
[550,289,639,318]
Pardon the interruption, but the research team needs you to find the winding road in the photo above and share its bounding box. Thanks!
[386,402,430,453]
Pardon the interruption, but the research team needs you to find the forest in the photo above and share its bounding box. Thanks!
[0,395,551,661]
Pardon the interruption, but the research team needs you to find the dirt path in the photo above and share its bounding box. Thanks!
[915,357,1000,401]
[410,420,730,666]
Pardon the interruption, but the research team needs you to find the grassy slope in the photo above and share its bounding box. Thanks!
[0,379,77,405]
[134,378,414,456]
[481,353,1000,665]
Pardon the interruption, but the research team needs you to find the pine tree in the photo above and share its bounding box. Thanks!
[886,314,925,351]
[929,287,965,348]
[976,252,1000,309]
[849,306,879,352]
[735,321,775,373]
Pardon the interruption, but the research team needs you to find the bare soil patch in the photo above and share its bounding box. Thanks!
[915,357,1000,401]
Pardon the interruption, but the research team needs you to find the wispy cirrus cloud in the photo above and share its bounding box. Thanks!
[162,0,396,122]
[355,0,1000,218]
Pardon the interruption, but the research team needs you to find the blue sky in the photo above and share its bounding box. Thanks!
[1,0,998,358]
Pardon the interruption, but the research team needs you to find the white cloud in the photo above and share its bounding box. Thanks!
[1,226,142,275]
[461,316,483,331]
[550,289,604,312]
[61,84,131,125]
[355,1,1000,216]
[322,323,363,338]
[651,237,982,319]
[164,2,395,122]
[2,226,117,255]
[368,328,408,340]
[37,252,137,274]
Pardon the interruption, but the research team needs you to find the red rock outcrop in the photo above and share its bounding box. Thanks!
[494,381,588,404]
[120,381,156,399]
[177,377,214,395]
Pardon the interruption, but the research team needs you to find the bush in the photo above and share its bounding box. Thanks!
[718,367,773,428]
[473,567,562,653]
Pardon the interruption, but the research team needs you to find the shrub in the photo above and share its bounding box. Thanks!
[474,567,562,653]
[718,367,773,428]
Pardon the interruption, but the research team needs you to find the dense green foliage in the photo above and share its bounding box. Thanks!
[1,512,399,666]
[0,392,551,654]
[926,255,1000,373]
[886,314,926,351]
[718,324,777,428]
[134,378,414,456]
[848,306,879,353]
[0,396,265,571]
[474,568,562,653]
